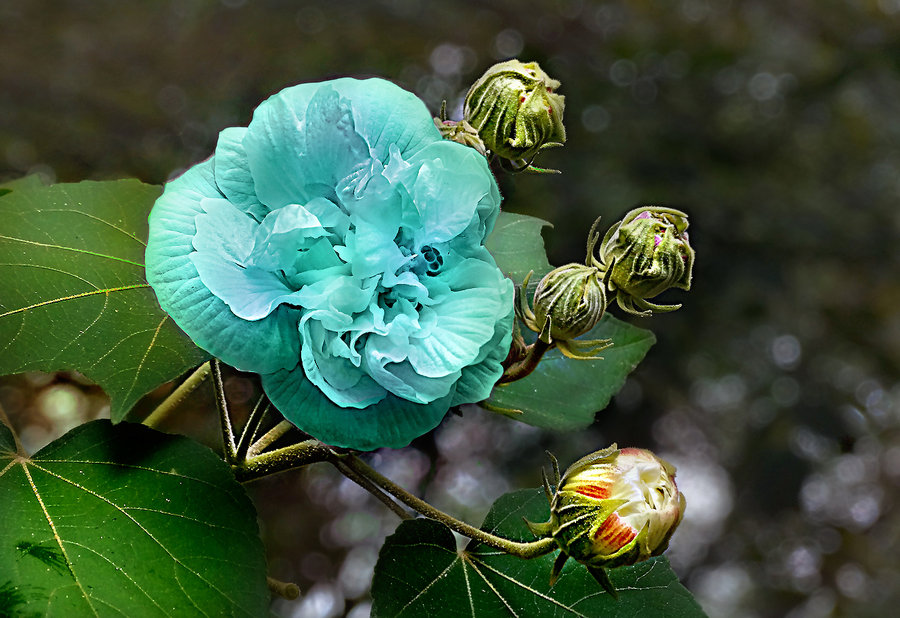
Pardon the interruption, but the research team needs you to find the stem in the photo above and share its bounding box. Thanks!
[211,360,237,461]
[246,419,292,459]
[143,361,211,429]
[235,397,272,461]
[267,576,300,600]
[333,460,413,521]
[339,455,557,559]
[233,439,332,483]
[498,339,552,384]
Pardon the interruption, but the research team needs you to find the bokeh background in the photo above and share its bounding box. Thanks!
[3,1,900,616]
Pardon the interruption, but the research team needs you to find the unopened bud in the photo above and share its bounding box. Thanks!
[532,264,605,341]
[464,59,565,172]
[599,207,694,316]
[527,445,685,587]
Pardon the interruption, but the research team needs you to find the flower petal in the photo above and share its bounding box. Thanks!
[213,126,269,222]
[244,79,441,211]
[248,203,331,271]
[262,364,451,450]
[189,252,302,321]
[191,197,256,265]
[453,284,514,404]
[405,142,499,246]
[334,78,441,162]
[145,159,300,373]
[298,317,387,409]
[404,286,500,378]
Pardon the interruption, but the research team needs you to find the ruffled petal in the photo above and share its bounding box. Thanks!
[189,252,303,321]
[191,197,255,265]
[453,278,515,405]
[213,127,269,222]
[262,365,452,450]
[145,159,300,373]
[248,203,331,271]
[404,141,499,246]
[331,78,441,163]
[299,317,387,409]
[244,82,372,209]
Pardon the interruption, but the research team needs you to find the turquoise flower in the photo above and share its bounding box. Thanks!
[145,78,514,451]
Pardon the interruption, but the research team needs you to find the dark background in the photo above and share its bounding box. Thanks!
[2,1,900,616]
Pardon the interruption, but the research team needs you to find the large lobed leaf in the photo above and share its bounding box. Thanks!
[0,420,269,616]
[371,488,706,617]
[0,179,209,421]
[483,211,655,431]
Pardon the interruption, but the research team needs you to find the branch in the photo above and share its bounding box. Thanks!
[210,360,237,461]
[338,455,557,559]
[232,439,332,483]
[246,419,293,459]
[498,339,552,384]
[333,459,413,521]
[142,361,211,429]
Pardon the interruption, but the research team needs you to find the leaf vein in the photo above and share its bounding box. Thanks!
[27,462,256,614]
[397,552,460,616]
[122,316,167,402]
[0,234,144,267]
[63,539,165,614]
[463,555,520,617]
[0,284,150,319]
[21,462,99,617]
[469,554,589,617]
[38,208,148,247]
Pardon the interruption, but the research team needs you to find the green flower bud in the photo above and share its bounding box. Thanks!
[527,446,685,589]
[532,264,606,342]
[464,59,565,172]
[599,207,694,316]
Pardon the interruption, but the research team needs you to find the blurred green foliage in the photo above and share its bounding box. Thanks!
[2,1,900,616]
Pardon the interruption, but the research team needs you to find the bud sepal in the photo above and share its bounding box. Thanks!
[434,101,488,156]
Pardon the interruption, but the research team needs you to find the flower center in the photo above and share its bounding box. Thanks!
[417,245,444,276]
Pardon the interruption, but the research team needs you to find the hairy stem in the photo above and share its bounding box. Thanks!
[210,360,237,461]
[338,455,557,559]
[235,397,272,461]
[233,439,332,483]
[246,419,293,459]
[498,339,553,384]
[142,361,211,429]
[333,460,413,521]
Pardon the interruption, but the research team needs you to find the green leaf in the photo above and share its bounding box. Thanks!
[485,212,554,286]
[0,420,269,616]
[484,313,655,431]
[371,488,706,618]
[483,211,654,431]
[0,174,49,194]
[0,180,210,421]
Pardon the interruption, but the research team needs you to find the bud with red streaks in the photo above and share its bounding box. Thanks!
[527,445,685,592]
